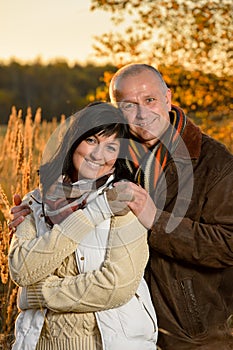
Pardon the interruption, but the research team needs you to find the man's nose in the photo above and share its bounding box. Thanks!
[136,104,146,119]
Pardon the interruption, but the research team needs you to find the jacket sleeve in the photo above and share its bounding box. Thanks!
[8,194,96,286]
[23,212,148,313]
[149,161,233,268]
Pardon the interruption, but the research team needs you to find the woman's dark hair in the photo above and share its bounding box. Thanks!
[39,102,132,196]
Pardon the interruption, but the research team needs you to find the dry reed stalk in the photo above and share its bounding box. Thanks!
[22,149,32,195]
[0,221,9,284]
[24,107,33,157]
[0,107,68,346]
[12,110,23,158]
[5,283,18,337]
[0,280,18,349]
[0,107,17,164]
[0,185,11,222]
[0,106,63,345]
[16,132,24,177]
[33,107,42,150]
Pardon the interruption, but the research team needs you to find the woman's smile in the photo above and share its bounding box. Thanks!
[72,133,120,180]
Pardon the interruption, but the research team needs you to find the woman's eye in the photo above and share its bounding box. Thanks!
[86,137,96,144]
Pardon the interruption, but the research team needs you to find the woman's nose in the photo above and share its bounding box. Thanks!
[90,145,103,160]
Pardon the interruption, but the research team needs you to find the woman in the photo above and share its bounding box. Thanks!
[9,102,157,349]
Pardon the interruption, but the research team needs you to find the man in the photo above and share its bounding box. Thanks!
[9,64,233,349]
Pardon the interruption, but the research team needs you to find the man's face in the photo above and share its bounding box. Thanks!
[113,70,172,147]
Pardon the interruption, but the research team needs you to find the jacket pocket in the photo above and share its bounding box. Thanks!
[179,278,205,336]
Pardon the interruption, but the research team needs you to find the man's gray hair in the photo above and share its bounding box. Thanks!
[109,63,168,102]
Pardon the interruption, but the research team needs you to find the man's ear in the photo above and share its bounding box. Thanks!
[166,89,172,110]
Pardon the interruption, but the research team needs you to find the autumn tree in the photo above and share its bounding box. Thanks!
[90,0,233,152]
[90,0,233,76]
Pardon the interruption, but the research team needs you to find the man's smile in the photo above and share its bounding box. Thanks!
[134,115,159,127]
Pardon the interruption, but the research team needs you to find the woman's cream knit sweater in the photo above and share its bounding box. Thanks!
[9,191,149,350]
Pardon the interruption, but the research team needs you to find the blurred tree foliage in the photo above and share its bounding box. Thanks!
[90,0,233,75]
[0,60,232,138]
[92,66,233,152]
[93,64,233,124]
[0,60,115,124]
[90,0,233,146]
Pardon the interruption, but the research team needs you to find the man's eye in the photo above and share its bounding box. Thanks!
[107,146,116,152]
[146,98,155,103]
[106,145,118,152]
[120,102,136,110]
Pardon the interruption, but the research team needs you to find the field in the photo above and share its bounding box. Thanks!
[0,106,232,348]
[0,107,65,348]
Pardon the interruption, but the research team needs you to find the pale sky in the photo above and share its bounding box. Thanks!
[0,0,113,65]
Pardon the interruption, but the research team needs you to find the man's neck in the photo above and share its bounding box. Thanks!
[130,133,159,149]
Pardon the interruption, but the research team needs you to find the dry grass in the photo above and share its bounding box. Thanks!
[0,106,64,348]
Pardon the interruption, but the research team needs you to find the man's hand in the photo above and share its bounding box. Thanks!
[106,182,157,229]
[105,183,132,216]
[8,194,31,232]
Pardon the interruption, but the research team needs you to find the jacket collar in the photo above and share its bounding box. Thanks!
[174,118,202,160]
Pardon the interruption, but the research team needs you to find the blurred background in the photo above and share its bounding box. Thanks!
[0,0,232,348]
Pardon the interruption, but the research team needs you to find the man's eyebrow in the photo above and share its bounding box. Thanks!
[120,100,138,104]
[144,94,155,98]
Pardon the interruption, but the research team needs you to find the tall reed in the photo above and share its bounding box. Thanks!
[0,106,64,348]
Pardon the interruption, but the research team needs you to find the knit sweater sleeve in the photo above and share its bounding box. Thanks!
[8,198,95,286]
[25,212,148,313]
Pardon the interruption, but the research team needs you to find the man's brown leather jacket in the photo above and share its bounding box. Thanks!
[147,119,233,350]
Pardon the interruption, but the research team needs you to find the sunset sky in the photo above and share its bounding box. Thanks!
[0,0,113,65]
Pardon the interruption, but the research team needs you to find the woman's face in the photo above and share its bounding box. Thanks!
[72,132,121,180]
